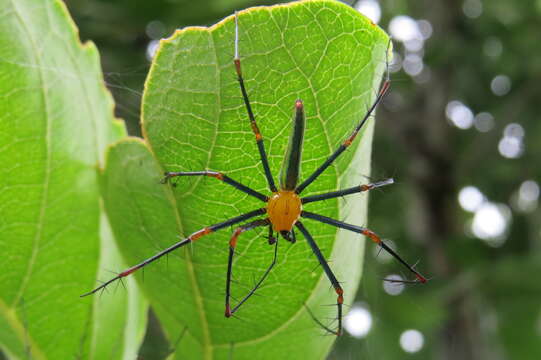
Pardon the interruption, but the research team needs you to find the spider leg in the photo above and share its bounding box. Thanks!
[267,226,276,245]
[290,228,297,243]
[80,208,266,297]
[226,219,278,316]
[234,12,277,192]
[161,170,268,202]
[301,211,427,283]
[295,40,392,195]
[295,221,343,336]
[301,178,394,204]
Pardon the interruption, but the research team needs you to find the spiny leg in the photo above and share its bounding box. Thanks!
[295,221,343,336]
[267,226,276,245]
[161,170,268,202]
[301,178,394,204]
[226,219,278,317]
[301,211,427,283]
[295,41,392,195]
[234,12,277,192]
[81,208,266,297]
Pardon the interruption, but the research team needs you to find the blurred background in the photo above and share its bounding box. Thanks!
[63,0,541,359]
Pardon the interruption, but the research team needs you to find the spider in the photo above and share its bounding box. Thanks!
[82,12,427,336]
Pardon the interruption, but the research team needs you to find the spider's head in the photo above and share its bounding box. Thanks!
[280,230,296,243]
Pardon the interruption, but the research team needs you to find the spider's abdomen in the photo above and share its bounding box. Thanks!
[267,191,302,231]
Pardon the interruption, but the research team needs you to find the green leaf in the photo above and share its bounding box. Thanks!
[87,213,148,360]
[101,139,194,357]
[0,0,145,359]
[104,0,388,358]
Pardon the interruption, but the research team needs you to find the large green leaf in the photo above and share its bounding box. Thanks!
[0,0,146,359]
[103,0,388,358]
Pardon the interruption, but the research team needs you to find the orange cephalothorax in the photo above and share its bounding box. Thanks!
[267,191,302,231]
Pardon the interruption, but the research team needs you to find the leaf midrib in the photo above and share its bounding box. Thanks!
[163,29,223,359]
[9,0,51,314]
